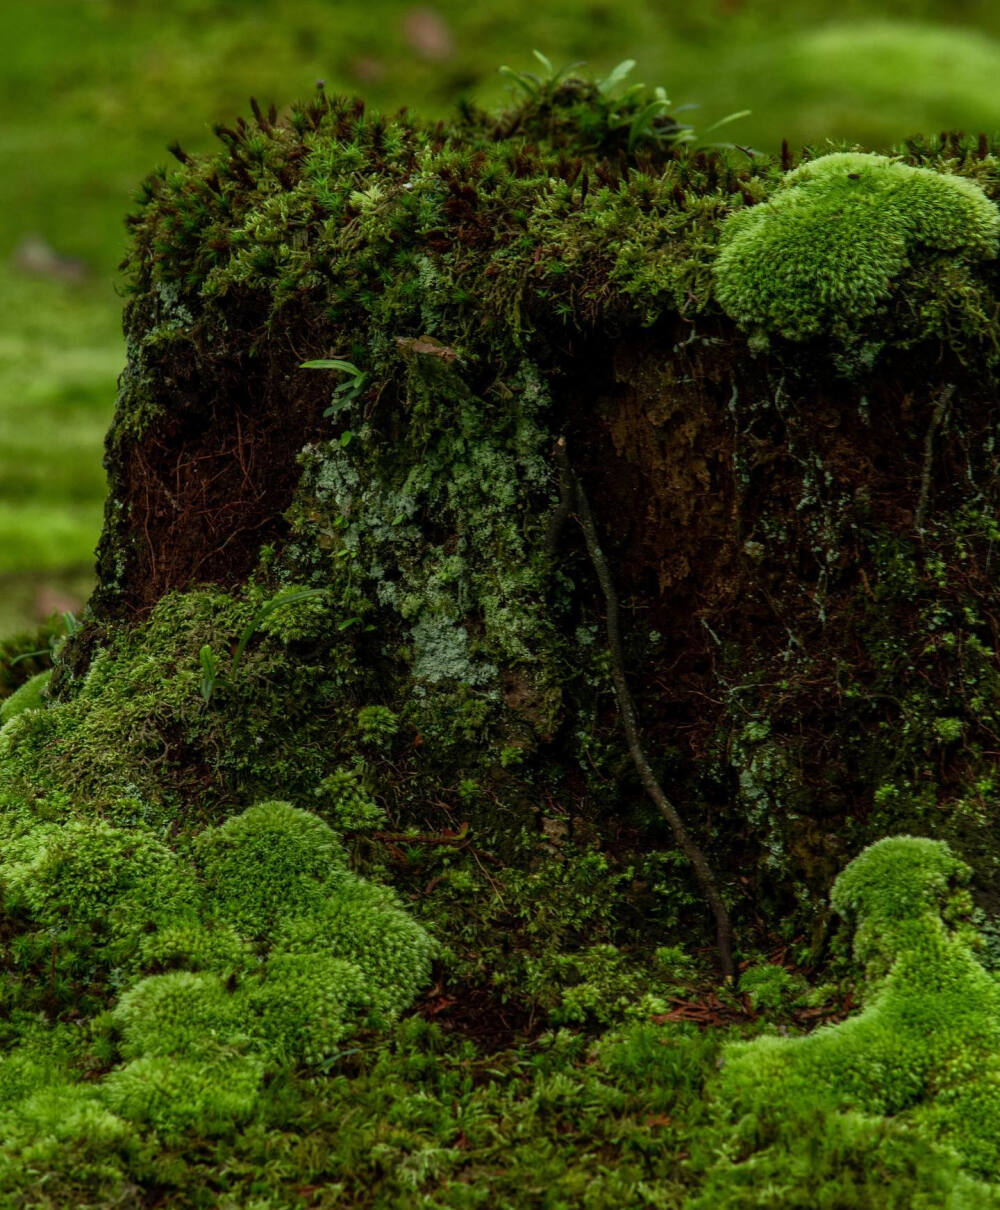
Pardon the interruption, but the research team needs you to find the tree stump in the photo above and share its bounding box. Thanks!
[58,83,1000,951]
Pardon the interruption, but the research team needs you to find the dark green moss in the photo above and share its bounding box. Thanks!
[0,619,61,696]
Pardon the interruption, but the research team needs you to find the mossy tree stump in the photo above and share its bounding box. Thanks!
[8,72,1000,1207]
[52,80,1000,954]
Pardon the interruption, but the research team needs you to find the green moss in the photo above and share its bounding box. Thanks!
[313,765,386,831]
[692,1104,1000,1209]
[243,952,371,1065]
[112,971,246,1060]
[713,151,1000,340]
[538,943,648,1026]
[0,794,436,1156]
[738,961,806,1013]
[0,668,51,725]
[715,836,1000,1177]
[355,704,399,749]
[100,1053,264,1142]
[137,920,251,974]
[0,1084,132,1175]
[273,876,437,1017]
[194,799,348,936]
[2,817,196,929]
[0,588,367,820]
[0,1021,82,1111]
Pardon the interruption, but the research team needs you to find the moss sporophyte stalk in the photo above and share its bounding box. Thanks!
[8,63,1000,1204]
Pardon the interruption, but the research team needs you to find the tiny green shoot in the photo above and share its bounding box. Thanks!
[10,611,81,666]
[300,358,368,418]
[499,49,585,100]
[199,588,328,705]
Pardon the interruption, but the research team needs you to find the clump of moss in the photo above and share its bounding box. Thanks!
[111,971,246,1060]
[0,797,435,1142]
[194,799,348,936]
[713,151,1000,341]
[0,668,51,726]
[313,765,386,830]
[242,953,370,1066]
[737,961,806,1013]
[2,817,196,935]
[271,875,437,1018]
[714,836,1000,1177]
[100,1053,264,1142]
[0,587,366,821]
[0,816,200,1012]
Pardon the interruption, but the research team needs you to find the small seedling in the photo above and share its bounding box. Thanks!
[597,58,637,97]
[199,644,220,704]
[498,50,585,100]
[497,54,750,154]
[300,358,368,418]
[199,589,328,705]
[11,611,81,666]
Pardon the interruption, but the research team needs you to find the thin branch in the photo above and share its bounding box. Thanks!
[544,456,575,555]
[554,436,735,980]
[915,384,955,536]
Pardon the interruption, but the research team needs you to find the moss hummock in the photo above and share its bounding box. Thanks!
[0,798,435,1147]
[713,151,1000,340]
[714,837,1000,1180]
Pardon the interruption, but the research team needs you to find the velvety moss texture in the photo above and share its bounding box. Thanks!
[712,838,1000,1184]
[713,151,1000,340]
[0,668,50,725]
[7,71,1000,1205]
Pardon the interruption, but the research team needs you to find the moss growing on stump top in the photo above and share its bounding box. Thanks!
[102,78,782,616]
[713,151,1000,341]
[99,79,1000,626]
[119,85,1000,380]
[122,79,753,347]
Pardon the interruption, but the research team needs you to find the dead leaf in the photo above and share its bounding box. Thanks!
[396,334,458,361]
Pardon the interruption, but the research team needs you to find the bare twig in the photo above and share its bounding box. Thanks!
[544,454,575,555]
[915,384,955,536]
[554,437,735,980]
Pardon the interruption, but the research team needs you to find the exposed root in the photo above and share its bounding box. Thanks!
[554,436,735,980]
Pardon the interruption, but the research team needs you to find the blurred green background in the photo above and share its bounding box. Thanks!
[5,0,1000,633]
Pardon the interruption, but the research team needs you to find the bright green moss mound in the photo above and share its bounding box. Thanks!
[714,836,1000,1179]
[112,972,246,1060]
[2,817,198,972]
[0,798,436,1140]
[713,152,1000,340]
[0,668,51,726]
[194,799,349,936]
